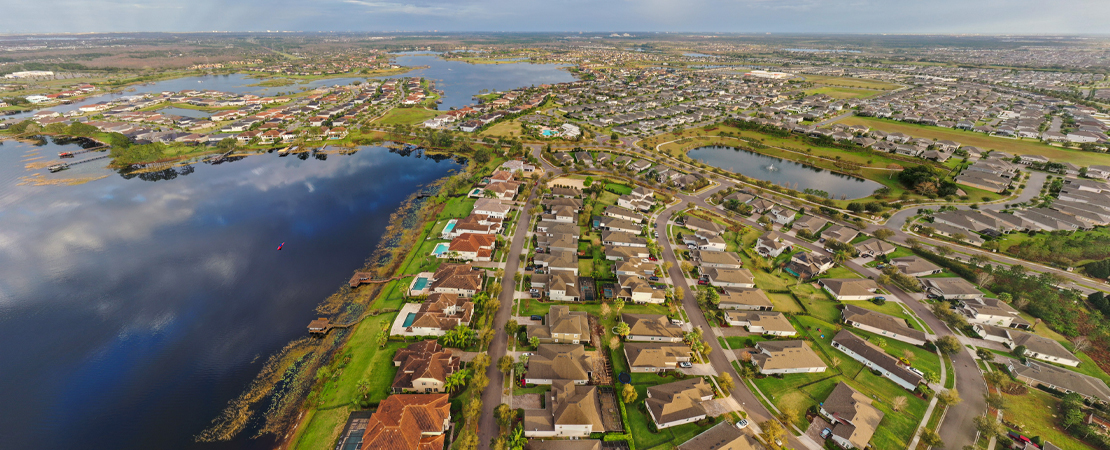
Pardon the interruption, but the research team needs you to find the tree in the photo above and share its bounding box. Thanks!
[718,373,734,393]
[495,403,514,429]
[984,392,1005,410]
[781,407,799,425]
[615,321,631,337]
[973,414,1002,438]
[1012,345,1027,358]
[444,370,470,393]
[613,299,625,315]
[499,355,514,376]
[874,337,888,349]
[621,383,638,403]
[1072,336,1091,353]
[505,320,520,340]
[923,370,941,385]
[892,396,908,412]
[1063,405,1085,430]
[529,336,540,348]
[505,425,527,450]
[760,420,786,449]
[937,388,962,407]
[976,348,995,362]
[453,429,478,450]
[680,261,694,274]
[919,428,944,448]
[874,228,895,240]
[936,336,962,354]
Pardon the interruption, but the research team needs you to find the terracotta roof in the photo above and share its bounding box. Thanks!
[361,394,451,450]
[392,340,459,390]
[430,263,484,293]
[448,233,496,253]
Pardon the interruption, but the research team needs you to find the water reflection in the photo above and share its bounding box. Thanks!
[687,145,882,199]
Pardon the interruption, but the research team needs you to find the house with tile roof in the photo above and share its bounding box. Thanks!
[523,380,604,437]
[447,233,497,261]
[404,293,474,336]
[751,340,826,374]
[429,263,484,298]
[360,394,451,450]
[391,341,460,393]
[819,382,884,450]
[646,378,715,429]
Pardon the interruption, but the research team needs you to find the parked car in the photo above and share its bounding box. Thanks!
[873,296,887,301]
[678,361,693,368]
[649,276,660,281]
[736,419,749,429]
[648,256,658,261]
[697,280,708,285]
[530,315,543,321]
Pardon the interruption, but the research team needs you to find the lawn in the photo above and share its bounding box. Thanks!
[290,313,405,450]
[844,300,934,334]
[768,292,804,313]
[1002,389,1097,450]
[800,74,903,91]
[790,285,842,323]
[605,182,633,195]
[835,116,1110,168]
[848,327,941,378]
[441,197,476,218]
[481,119,523,138]
[804,86,883,99]
[375,107,440,126]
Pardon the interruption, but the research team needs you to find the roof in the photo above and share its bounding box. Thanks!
[676,422,765,450]
[1009,359,1110,403]
[727,311,795,334]
[361,394,451,450]
[548,305,589,336]
[624,342,691,368]
[842,305,927,342]
[527,344,596,381]
[891,256,941,275]
[752,340,825,371]
[391,340,459,389]
[646,378,713,424]
[683,216,725,236]
[822,382,884,449]
[831,330,924,386]
[1011,331,1078,362]
[695,250,743,266]
[551,380,604,429]
[854,238,896,255]
[820,278,879,298]
[623,313,684,339]
[430,263,484,292]
[719,288,773,309]
[920,277,983,297]
[409,293,474,331]
[704,267,755,285]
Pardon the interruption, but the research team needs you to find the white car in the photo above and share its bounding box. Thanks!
[736,419,749,429]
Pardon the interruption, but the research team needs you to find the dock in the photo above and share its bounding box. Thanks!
[47,154,110,172]
[348,272,409,288]
[307,307,400,335]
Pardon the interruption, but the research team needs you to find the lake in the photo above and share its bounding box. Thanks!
[687,145,882,199]
[391,53,576,109]
[0,140,459,450]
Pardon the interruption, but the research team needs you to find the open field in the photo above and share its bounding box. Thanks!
[480,119,523,138]
[800,74,904,91]
[374,107,439,126]
[1002,389,1097,450]
[804,86,884,99]
[834,116,1110,167]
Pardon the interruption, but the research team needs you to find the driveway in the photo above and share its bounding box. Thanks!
[679,363,718,376]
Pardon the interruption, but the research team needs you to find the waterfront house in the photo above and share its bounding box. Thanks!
[391,340,460,393]
[360,394,450,450]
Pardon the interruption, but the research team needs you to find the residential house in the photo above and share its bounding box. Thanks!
[447,233,497,261]
[360,394,451,450]
[404,293,474,336]
[623,313,685,342]
[531,271,581,302]
[646,378,715,429]
[718,288,774,311]
[602,231,648,248]
[1007,360,1110,404]
[676,422,766,450]
[755,231,791,258]
[784,251,834,279]
[819,382,884,450]
[391,340,460,393]
[920,277,983,300]
[974,324,1080,367]
[792,214,828,236]
[959,297,1030,329]
[603,206,646,223]
[693,250,744,269]
[623,342,692,372]
[701,267,755,289]
[528,306,590,345]
[524,344,598,385]
[841,305,927,346]
[819,279,881,301]
[751,340,826,374]
[728,311,797,337]
[429,263,484,298]
[831,330,924,390]
[472,198,512,219]
[821,225,858,244]
[854,239,896,258]
[890,256,941,277]
[523,380,604,437]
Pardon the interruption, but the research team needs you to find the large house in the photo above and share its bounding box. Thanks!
[819,382,884,450]
[854,238,896,258]
[524,380,604,437]
[447,233,497,261]
[447,213,503,238]
[818,279,880,301]
[602,230,648,248]
[623,342,692,372]
[676,422,766,450]
[525,344,599,385]
[831,330,924,390]
[472,198,512,218]
[531,271,581,301]
[751,340,826,374]
[700,267,755,288]
[842,305,927,346]
[1008,359,1110,404]
[391,340,460,393]
[755,231,790,258]
[692,250,744,269]
[528,306,590,345]
[784,251,834,279]
[646,378,715,429]
[792,214,828,236]
[404,293,474,336]
[535,249,579,275]
[974,324,1080,367]
[360,394,451,450]
[727,311,796,336]
[718,288,774,311]
[429,263,484,298]
[959,297,1030,329]
[920,277,983,300]
[617,275,667,304]
[622,313,685,342]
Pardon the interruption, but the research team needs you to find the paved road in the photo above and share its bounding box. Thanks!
[814,111,855,127]
[476,183,536,450]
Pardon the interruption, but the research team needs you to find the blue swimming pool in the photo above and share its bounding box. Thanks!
[541,129,555,136]
[443,219,457,234]
[432,242,450,257]
[413,276,429,290]
[402,312,417,327]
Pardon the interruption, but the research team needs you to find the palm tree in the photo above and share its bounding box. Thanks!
[833,250,851,264]
[444,370,469,393]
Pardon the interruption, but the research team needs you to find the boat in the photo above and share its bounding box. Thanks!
[48,163,69,173]
[277,242,285,251]
[58,151,74,158]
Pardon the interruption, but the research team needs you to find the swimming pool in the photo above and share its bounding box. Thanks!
[402,312,418,327]
[412,276,429,290]
[442,219,457,235]
[432,242,450,257]
[541,129,555,137]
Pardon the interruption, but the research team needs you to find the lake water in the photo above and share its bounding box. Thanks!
[687,145,882,199]
[0,140,459,450]
[391,53,576,109]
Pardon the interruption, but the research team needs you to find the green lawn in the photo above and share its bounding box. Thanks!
[441,197,476,218]
[605,182,633,195]
[768,292,804,313]
[844,300,934,334]
[800,74,903,90]
[836,116,1110,168]
[791,285,842,323]
[1002,390,1098,450]
[848,327,941,378]
[375,107,440,126]
[804,86,882,99]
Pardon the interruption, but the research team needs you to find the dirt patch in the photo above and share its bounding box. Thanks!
[548,176,584,189]
[513,394,542,409]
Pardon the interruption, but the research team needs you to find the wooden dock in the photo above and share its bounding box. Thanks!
[307,308,400,335]
[348,272,409,288]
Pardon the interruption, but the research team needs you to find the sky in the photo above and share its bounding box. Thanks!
[2,0,1110,34]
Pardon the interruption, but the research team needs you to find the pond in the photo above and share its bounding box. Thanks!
[687,145,883,199]
[0,141,460,450]
[391,53,577,110]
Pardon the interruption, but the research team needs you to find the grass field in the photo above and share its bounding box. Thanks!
[835,116,1110,167]
[1002,389,1097,450]
[375,107,440,126]
[804,86,884,99]
[481,120,522,138]
[800,75,903,91]
[844,300,934,334]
